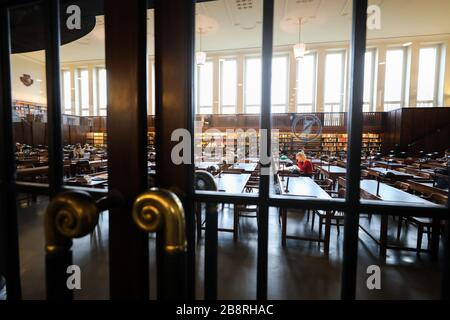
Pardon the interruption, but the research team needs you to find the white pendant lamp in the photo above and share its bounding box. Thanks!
[293,18,306,60]
[196,28,206,66]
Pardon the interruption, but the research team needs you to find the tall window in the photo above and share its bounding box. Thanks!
[297,53,316,113]
[417,46,439,107]
[98,68,107,116]
[363,50,376,112]
[384,48,406,111]
[62,70,72,114]
[271,55,288,113]
[197,61,213,114]
[151,63,155,115]
[78,69,90,116]
[324,51,345,113]
[244,57,261,114]
[220,59,237,114]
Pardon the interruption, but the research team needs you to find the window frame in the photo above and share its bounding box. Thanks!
[271,54,289,114]
[76,67,90,116]
[97,66,107,116]
[324,50,346,113]
[363,48,376,112]
[196,60,213,115]
[244,55,262,114]
[219,58,237,115]
[61,69,72,115]
[296,52,317,113]
[416,45,441,107]
[383,47,407,111]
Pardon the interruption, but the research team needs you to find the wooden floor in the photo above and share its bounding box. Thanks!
[11,196,443,300]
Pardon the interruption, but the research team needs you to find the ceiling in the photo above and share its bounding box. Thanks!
[19,0,450,64]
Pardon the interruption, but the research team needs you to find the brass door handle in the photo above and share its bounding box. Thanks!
[132,188,187,299]
[44,190,121,300]
[45,191,98,252]
[45,190,122,251]
[132,188,186,253]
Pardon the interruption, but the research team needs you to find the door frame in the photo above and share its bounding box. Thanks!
[0,0,449,301]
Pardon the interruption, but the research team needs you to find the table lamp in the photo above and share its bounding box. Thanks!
[328,157,337,172]
[376,172,386,197]
[284,176,290,193]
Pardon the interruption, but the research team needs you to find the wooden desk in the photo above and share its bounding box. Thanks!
[231,163,257,172]
[359,179,439,259]
[214,173,250,194]
[16,165,70,180]
[374,161,406,169]
[317,165,346,186]
[196,162,220,170]
[311,159,329,166]
[278,175,333,253]
[406,180,449,196]
[17,159,48,167]
[65,177,107,188]
[367,167,418,181]
[87,159,108,169]
[197,173,251,241]
[415,162,447,169]
[65,171,108,188]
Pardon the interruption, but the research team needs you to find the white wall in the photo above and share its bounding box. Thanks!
[11,34,450,115]
[11,55,46,105]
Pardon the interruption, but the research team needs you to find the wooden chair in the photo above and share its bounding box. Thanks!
[394,181,411,239]
[394,181,410,192]
[316,178,333,192]
[361,169,371,179]
[313,188,346,237]
[221,168,245,174]
[74,160,92,175]
[235,183,259,240]
[398,194,448,252]
[415,172,432,180]
[337,160,346,168]
[305,178,333,224]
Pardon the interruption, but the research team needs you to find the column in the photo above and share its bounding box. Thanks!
[315,49,326,112]
[375,45,387,111]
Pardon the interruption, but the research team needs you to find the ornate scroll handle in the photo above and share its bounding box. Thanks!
[45,191,99,253]
[132,188,187,253]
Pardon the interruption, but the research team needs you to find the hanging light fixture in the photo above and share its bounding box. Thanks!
[293,18,306,60]
[196,28,206,66]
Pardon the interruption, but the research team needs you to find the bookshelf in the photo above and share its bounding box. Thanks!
[279,132,321,155]
[194,130,261,160]
[362,133,382,153]
[321,134,348,154]
[86,132,107,147]
[148,132,155,151]
[13,100,46,121]
[320,133,381,155]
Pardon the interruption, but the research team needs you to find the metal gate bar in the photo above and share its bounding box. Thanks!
[0,4,22,300]
[204,202,218,299]
[154,0,196,299]
[44,0,63,197]
[0,0,448,301]
[256,0,274,301]
[104,0,150,299]
[341,0,367,300]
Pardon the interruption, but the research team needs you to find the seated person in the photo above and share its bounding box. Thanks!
[73,143,85,159]
[296,151,314,176]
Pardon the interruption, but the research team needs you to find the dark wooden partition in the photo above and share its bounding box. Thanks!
[383,107,450,155]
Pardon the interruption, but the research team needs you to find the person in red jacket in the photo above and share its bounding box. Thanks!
[296,151,314,176]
